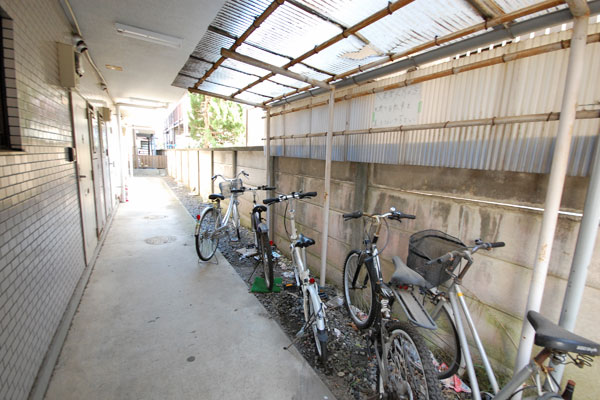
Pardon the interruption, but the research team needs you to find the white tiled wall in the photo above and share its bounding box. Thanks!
[0,1,114,399]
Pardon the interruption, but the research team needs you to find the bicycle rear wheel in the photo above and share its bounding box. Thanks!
[196,207,219,261]
[343,250,378,329]
[381,321,443,400]
[419,293,461,379]
[259,231,274,291]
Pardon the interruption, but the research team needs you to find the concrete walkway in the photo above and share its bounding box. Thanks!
[45,177,334,400]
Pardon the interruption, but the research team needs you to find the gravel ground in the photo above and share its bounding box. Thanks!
[163,176,465,400]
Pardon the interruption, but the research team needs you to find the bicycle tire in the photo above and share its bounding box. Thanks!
[259,230,274,291]
[196,207,219,261]
[309,298,328,369]
[381,321,443,400]
[419,293,462,379]
[343,250,379,329]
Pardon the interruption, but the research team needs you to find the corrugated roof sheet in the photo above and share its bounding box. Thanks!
[174,0,584,108]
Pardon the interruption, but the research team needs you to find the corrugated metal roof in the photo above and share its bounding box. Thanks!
[175,0,580,106]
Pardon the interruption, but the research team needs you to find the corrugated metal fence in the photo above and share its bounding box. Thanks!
[269,23,600,176]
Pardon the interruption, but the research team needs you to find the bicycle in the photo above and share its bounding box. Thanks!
[416,241,599,399]
[195,170,248,261]
[245,184,276,291]
[263,191,329,367]
[342,208,444,399]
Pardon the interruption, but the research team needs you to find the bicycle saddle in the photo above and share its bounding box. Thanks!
[390,256,433,289]
[209,194,225,201]
[252,205,267,214]
[294,234,315,248]
[527,311,599,356]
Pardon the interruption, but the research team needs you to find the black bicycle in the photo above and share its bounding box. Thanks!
[342,208,444,399]
[245,184,276,291]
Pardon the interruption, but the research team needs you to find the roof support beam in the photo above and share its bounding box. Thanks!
[193,0,285,89]
[229,0,414,99]
[221,48,332,89]
[187,88,266,109]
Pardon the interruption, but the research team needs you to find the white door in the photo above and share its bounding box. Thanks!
[98,116,113,215]
[72,93,98,263]
[89,108,106,236]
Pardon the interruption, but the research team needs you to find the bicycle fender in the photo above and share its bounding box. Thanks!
[256,222,269,234]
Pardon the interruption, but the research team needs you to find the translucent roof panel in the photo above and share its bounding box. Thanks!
[269,74,309,89]
[211,0,272,38]
[221,58,271,78]
[181,58,212,79]
[303,38,389,76]
[197,81,237,97]
[293,0,393,28]
[237,43,290,68]
[252,80,294,98]
[360,0,483,55]
[236,91,273,104]
[192,30,235,63]
[210,67,259,89]
[288,64,331,82]
[246,2,342,59]
[172,74,198,89]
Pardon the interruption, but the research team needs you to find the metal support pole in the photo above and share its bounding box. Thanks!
[266,110,274,235]
[514,7,589,379]
[549,132,600,383]
[320,89,335,286]
[115,105,126,202]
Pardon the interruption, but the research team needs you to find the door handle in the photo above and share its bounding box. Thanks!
[79,175,87,178]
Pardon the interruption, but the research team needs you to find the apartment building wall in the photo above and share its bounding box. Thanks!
[0,1,117,399]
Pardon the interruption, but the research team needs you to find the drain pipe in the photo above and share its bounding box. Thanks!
[320,89,335,286]
[549,132,600,384]
[513,0,590,388]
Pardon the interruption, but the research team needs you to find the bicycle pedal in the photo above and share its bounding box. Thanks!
[283,283,296,290]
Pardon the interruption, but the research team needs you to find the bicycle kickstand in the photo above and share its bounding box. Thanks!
[283,313,316,351]
[246,258,261,285]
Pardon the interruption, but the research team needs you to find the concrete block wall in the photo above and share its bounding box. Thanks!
[166,147,267,228]
[272,156,599,393]
[0,0,116,399]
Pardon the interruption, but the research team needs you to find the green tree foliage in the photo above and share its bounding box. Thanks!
[188,93,245,147]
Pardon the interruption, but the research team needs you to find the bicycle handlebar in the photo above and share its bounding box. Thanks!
[343,208,416,222]
[211,170,249,182]
[425,240,505,266]
[263,191,317,205]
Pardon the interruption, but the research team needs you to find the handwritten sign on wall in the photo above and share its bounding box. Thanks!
[372,84,422,128]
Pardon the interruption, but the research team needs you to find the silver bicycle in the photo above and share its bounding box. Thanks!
[263,191,329,367]
[418,241,599,400]
[195,170,248,261]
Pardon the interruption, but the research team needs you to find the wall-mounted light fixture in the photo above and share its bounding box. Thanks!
[115,23,182,49]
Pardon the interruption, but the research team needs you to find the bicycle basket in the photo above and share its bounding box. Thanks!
[218,178,243,197]
[406,230,465,287]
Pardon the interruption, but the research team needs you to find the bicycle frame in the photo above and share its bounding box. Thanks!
[436,250,562,400]
[286,196,326,333]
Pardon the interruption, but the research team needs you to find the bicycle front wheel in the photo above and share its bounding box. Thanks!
[309,297,328,369]
[381,321,443,400]
[196,207,219,261]
[343,250,378,329]
[419,293,461,379]
[259,231,274,291]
